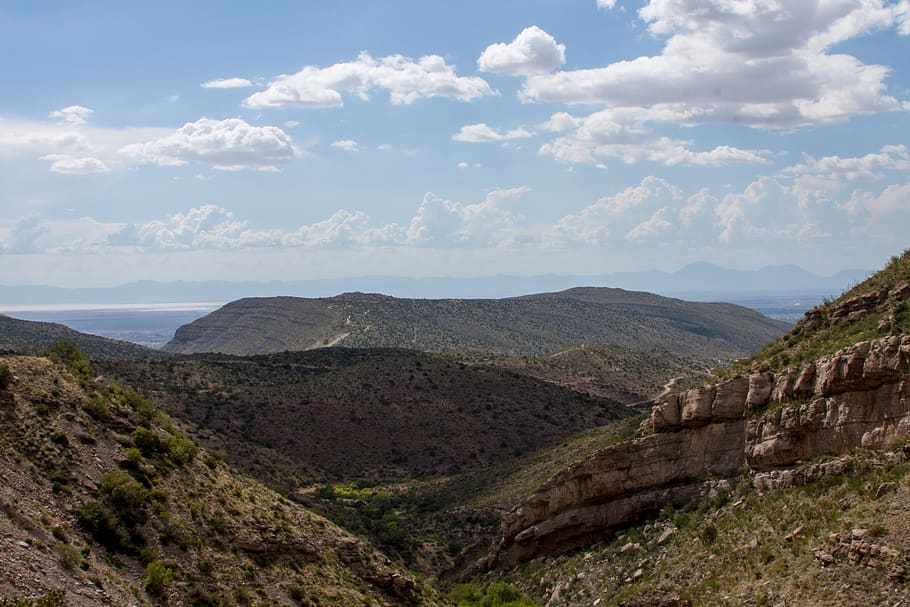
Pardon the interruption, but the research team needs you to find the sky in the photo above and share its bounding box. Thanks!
[1,0,909,287]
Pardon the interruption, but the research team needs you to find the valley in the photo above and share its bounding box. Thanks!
[1,252,908,606]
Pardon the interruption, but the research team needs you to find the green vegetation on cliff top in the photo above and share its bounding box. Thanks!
[723,250,910,377]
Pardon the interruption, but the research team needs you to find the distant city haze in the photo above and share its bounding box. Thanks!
[0,262,869,347]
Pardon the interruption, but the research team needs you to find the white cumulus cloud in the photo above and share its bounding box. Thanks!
[40,154,111,175]
[782,144,910,207]
[406,187,531,247]
[243,52,495,109]
[330,139,360,152]
[522,0,908,128]
[552,177,682,244]
[120,118,299,171]
[477,26,566,75]
[452,123,534,143]
[201,77,253,89]
[49,105,94,125]
[537,107,770,167]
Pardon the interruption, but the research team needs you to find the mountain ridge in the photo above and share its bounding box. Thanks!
[162,287,787,358]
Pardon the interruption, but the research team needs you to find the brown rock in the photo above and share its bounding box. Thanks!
[485,335,910,568]
[681,386,715,427]
[652,394,681,433]
[746,373,773,411]
[657,527,677,546]
[712,377,748,420]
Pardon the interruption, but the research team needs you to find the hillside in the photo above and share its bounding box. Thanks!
[475,447,910,607]
[162,288,787,358]
[0,314,165,361]
[724,249,910,377]
[456,251,910,605]
[0,349,447,606]
[98,348,634,485]
[475,343,709,404]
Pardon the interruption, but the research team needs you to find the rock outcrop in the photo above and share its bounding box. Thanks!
[488,335,910,567]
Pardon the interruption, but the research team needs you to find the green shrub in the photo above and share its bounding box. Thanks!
[132,428,164,455]
[125,447,144,466]
[451,582,538,607]
[99,470,149,518]
[44,342,92,383]
[165,435,198,465]
[450,584,483,606]
[83,396,110,422]
[144,561,173,595]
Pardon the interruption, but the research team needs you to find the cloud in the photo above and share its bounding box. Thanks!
[330,139,360,152]
[538,107,770,166]
[843,181,910,218]
[626,207,673,241]
[477,26,566,75]
[596,0,618,8]
[201,77,253,89]
[105,190,531,252]
[48,106,93,126]
[552,177,682,244]
[2,216,49,254]
[457,161,482,169]
[40,154,111,175]
[521,0,908,128]
[452,123,534,143]
[243,52,495,109]
[377,143,418,156]
[406,187,531,246]
[782,144,910,207]
[120,118,299,171]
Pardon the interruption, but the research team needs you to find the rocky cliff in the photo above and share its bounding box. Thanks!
[488,334,910,567]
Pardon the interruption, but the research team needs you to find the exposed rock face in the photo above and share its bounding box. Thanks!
[489,335,910,567]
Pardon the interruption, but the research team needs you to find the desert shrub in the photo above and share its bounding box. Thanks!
[76,500,134,553]
[700,522,718,546]
[132,428,164,455]
[0,589,66,607]
[0,363,11,389]
[50,431,69,447]
[83,395,111,421]
[76,432,97,444]
[125,447,144,466]
[144,560,173,595]
[99,470,149,519]
[187,586,220,607]
[52,543,81,570]
[165,435,198,465]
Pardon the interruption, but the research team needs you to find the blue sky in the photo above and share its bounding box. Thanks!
[1,0,909,287]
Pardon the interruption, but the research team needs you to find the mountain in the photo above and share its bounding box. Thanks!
[0,314,166,360]
[162,288,788,358]
[0,263,869,305]
[0,350,446,606]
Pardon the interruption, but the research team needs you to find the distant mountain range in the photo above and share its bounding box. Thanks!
[0,263,870,305]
